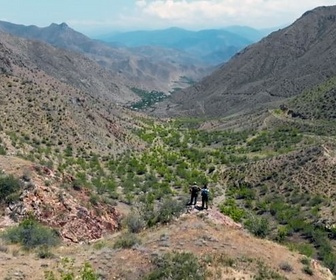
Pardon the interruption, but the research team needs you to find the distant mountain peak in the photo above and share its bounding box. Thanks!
[300,5,336,19]
[49,22,69,29]
[60,22,69,28]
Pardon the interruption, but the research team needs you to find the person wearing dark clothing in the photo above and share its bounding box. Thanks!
[189,183,200,205]
[201,184,209,210]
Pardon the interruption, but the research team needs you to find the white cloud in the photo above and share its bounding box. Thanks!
[136,0,336,28]
[136,0,147,8]
[67,0,336,33]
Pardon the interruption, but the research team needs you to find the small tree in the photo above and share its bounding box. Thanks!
[244,213,269,238]
[0,174,21,203]
[2,218,60,249]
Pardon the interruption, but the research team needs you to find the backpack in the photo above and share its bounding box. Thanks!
[201,188,209,197]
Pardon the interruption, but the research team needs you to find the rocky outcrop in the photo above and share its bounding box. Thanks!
[4,165,121,243]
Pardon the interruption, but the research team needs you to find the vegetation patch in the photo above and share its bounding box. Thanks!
[44,257,99,280]
[0,174,22,205]
[129,88,167,110]
[1,218,60,250]
[113,233,142,249]
[144,251,206,280]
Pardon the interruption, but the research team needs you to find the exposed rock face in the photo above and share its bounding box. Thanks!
[5,165,121,243]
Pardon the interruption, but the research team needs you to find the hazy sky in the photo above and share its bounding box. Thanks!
[1,0,335,35]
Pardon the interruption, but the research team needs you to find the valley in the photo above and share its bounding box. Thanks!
[0,4,336,280]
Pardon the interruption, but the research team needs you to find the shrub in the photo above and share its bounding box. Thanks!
[0,174,21,203]
[288,242,314,258]
[124,211,145,233]
[275,226,289,242]
[143,197,185,227]
[0,243,8,253]
[154,198,185,225]
[255,261,286,280]
[113,233,141,249]
[300,257,310,266]
[279,262,293,272]
[144,251,206,280]
[220,199,245,222]
[36,245,55,259]
[1,218,60,249]
[44,258,99,280]
[244,214,269,238]
[302,265,314,276]
[0,144,6,155]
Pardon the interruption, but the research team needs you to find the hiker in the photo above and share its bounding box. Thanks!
[201,184,209,210]
[188,183,200,205]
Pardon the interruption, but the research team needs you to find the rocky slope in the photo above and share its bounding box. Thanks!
[0,29,138,104]
[0,156,120,242]
[0,202,333,279]
[154,5,336,118]
[0,21,210,94]
[0,30,150,158]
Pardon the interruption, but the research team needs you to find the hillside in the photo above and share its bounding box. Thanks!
[1,110,336,278]
[1,16,336,280]
[0,30,148,156]
[288,77,336,121]
[0,207,333,279]
[0,21,210,94]
[0,29,137,104]
[153,5,336,118]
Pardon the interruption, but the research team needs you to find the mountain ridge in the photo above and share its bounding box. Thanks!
[153,5,336,118]
[98,26,267,65]
[0,21,212,94]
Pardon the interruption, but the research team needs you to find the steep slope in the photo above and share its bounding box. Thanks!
[0,30,137,104]
[0,30,148,158]
[288,77,336,120]
[0,21,210,93]
[156,5,336,118]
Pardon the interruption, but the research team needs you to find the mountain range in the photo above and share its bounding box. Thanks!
[0,21,212,95]
[1,4,336,279]
[153,5,336,118]
[98,26,271,65]
[0,21,271,96]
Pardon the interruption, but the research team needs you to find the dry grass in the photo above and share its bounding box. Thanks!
[0,212,333,279]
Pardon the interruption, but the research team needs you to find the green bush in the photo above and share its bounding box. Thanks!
[255,262,286,280]
[220,199,245,222]
[113,233,141,249]
[0,144,6,155]
[154,198,185,225]
[44,258,99,280]
[144,251,206,280]
[142,197,185,227]
[287,242,314,258]
[0,174,21,203]
[244,214,269,238]
[1,218,60,249]
[302,265,314,276]
[124,211,145,233]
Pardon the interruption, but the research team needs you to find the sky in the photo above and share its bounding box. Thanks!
[1,0,335,35]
